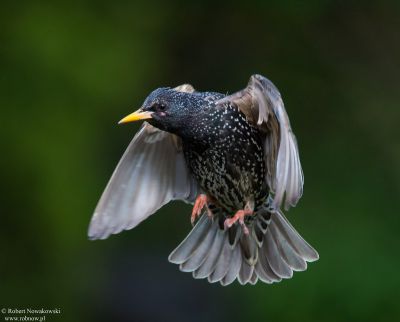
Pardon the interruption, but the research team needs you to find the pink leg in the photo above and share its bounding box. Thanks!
[191,194,213,225]
[224,209,253,235]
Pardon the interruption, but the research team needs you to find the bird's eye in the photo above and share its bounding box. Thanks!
[153,103,166,112]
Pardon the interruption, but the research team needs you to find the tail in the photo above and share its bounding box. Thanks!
[168,210,319,286]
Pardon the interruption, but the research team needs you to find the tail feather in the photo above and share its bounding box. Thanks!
[240,233,258,265]
[269,223,307,271]
[254,260,273,283]
[238,260,254,285]
[272,211,319,262]
[228,224,239,246]
[179,220,218,272]
[257,243,282,282]
[250,271,258,285]
[265,230,293,278]
[220,245,242,286]
[168,215,211,264]
[169,210,318,286]
[208,234,232,283]
[192,226,225,279]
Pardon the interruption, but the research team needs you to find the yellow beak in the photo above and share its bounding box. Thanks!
[118,109,153,124]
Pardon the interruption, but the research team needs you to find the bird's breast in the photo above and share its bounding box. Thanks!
[182,105,268,212]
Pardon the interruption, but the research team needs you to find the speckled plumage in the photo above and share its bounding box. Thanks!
[182,96,267,213]
[89,74,319,286]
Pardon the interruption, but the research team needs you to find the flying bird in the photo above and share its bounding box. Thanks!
[88,74,319,285]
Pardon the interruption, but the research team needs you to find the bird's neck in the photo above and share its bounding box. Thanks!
[174,109,214,145]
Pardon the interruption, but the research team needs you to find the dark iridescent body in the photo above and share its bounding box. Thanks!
[89,75,319,286]
[182,95,268,213]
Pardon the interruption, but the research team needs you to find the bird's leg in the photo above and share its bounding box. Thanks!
[191,194,213,225]
[224,200,254,235]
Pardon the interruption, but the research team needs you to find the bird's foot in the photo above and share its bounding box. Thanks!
[224,209,253,235]
[191,194,213,225]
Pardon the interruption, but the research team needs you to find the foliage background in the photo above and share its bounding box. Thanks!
[1,1,399,321]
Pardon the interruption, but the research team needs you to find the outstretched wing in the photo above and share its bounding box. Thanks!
[89,83,199,240]
[215,74,303,211]
[88,123,200,240]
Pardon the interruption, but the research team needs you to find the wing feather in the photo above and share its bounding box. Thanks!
[88,122,200,240]
[216,74,303,210]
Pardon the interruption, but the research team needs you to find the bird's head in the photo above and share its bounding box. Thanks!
[119,86,196,134]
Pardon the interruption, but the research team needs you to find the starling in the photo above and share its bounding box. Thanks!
[89,74,319,285]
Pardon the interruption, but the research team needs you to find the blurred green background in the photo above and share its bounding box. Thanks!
[1,0,399,321]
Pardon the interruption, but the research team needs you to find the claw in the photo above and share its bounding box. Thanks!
[191,194,212,225]
[224,209,253,235]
